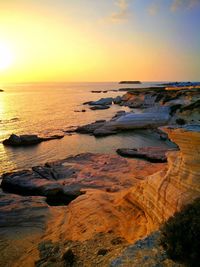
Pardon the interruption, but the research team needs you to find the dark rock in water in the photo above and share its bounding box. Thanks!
[3,134,22,146]
[91,90,102,93]
[76,120,106,134]
[3,133,64,147]
[89,97,113,106]
[83,98,113,106]
[116,147,177,163]
[90,105,110,110]
[91,90,108,93]
[74,109,86,112]
[113,96,122,104]
[119,81,141,84]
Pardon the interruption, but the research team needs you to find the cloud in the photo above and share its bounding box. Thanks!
[171,0,200,12]
[102,0,130,24]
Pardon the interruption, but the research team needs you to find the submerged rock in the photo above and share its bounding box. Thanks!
[3,133,64,147]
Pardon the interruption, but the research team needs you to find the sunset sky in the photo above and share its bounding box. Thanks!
[0,0,200,82]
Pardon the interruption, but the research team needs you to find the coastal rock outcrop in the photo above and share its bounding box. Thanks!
[3,133,64,147]
[77,106,171,137]
[90,105,110,110]
[1,126,199,266]
[116,146,177,163]
[85,97,113,106]
[124,126,200,228]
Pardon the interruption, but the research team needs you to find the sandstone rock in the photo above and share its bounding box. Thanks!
[116,147,177,163]
[124,126,200,229]
[0,189,49,267]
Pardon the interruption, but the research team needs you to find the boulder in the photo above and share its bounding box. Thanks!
[3,134,64,147]
[0,89,4,92]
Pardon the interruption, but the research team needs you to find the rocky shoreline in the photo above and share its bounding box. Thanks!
[0,83,200,266]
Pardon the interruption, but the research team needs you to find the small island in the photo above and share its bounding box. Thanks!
[119,81,141,84]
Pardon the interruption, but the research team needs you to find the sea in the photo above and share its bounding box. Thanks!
[0,82,172,174]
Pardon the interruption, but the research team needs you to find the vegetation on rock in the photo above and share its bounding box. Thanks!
[160,198,200,266]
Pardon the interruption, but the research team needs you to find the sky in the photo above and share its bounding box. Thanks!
[0,0,200,82]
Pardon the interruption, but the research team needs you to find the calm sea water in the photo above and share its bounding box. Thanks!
[0,82,172,174]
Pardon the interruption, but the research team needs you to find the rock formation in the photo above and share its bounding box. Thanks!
[116,146,178,163]
[3,133,64,147]
[125,126,200,228]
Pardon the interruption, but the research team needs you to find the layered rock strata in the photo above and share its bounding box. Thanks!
[125,126,200,227]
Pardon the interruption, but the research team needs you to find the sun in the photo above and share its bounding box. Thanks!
[0,42,13,70]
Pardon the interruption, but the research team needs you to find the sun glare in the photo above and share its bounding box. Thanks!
[0,42,13,70]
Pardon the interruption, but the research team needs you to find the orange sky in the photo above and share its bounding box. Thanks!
[0,0,199,82]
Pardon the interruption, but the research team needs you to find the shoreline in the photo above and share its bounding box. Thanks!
[0,83,200,266]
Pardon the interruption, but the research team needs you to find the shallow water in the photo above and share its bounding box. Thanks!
[0,82,172,174]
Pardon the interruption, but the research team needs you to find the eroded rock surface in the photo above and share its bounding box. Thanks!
[0,154,165,266]
[1,126,200,267]
[0,189,49,267]
[125,126,200,228]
